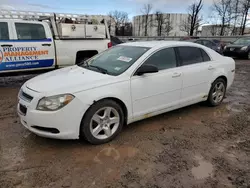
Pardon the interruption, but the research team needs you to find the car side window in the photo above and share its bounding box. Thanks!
[201,49,211,62]
[178,46,203,66]
[143,48,177,71]
[203,40,214,48]
[0,22,9,40]
[198,40,205,45]
[15,23,46,40]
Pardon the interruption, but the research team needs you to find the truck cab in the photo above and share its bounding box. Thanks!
[0,10,111,74]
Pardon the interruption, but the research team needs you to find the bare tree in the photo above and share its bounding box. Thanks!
[231,0,241,35]
[188,0,203,36]
[165,14,173,36]
[108,10,129,35]
[213,0,234,36]
[138,16,141,36]
[154,11,173,36]
[141,3,153,36]
[155,11,164,36]
[180,16,191,35]
[240,0,250,35]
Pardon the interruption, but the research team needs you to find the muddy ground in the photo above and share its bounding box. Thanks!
[0,60,249,188]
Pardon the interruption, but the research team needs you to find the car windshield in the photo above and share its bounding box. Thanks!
[81,46,150,76]
[233,38,250,45]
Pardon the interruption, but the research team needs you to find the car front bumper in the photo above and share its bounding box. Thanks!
[223,49,248,58]
[17,86,89,140]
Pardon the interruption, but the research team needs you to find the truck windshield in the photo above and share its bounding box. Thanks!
[81,46,150,76]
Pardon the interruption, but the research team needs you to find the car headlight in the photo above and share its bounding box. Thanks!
[224,46,227,50]
[241,46,248,51]
[37,94,75,111]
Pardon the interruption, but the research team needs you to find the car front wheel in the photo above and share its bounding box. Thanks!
[80,100,124,145]
[247,51,250,60]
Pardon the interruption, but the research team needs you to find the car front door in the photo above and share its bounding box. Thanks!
[176,46,212,105]
[131,47,182,119]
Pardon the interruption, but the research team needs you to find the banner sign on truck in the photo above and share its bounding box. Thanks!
[0,45,54,71]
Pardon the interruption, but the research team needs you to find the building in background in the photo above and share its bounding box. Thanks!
[133,13,189,37]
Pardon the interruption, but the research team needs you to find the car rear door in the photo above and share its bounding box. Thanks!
[8,21,55,72]
[176,46,212,105]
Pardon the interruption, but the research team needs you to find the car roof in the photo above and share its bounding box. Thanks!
[120,41,199,48]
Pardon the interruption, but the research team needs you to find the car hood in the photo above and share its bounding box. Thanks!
[25,66,117,94]
[226,44,247,48]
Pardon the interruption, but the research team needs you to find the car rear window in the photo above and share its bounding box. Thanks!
[177,46,203,66]
[201,49,211,62]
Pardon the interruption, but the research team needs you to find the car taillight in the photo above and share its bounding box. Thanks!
[108,42,112,48]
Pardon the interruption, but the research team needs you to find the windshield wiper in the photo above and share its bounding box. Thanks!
[79,60,108,74]
[88,65,108,74]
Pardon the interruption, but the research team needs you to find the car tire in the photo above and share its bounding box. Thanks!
[80,99,124,145]
[207,78,226,107]
[247,51,250,60]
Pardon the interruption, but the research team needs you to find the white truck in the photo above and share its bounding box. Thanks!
[0,10,112,74]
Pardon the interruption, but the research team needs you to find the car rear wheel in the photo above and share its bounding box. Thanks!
[80,100,124,145]
[207,78,226,106]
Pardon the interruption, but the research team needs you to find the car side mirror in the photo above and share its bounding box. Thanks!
[136,64,158,76]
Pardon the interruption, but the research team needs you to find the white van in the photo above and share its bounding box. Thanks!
[0,10,111,73]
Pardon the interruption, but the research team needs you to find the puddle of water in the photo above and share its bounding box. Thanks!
[213,108,230,118]
[93,146,139,164]
[192,155,213,180]
[226,102,243,113]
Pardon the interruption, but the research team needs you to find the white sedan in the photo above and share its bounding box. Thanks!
[18,41,235,144]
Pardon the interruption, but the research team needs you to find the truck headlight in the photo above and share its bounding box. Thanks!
[241,46,248,51]
[37,94,74,111]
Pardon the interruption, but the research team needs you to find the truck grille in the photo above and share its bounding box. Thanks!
[19,104,27,116]
[20,91,33,102]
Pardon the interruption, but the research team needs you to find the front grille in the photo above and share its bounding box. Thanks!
[19,104,27,115]
[20,91,33,102]
[227,47,241,52]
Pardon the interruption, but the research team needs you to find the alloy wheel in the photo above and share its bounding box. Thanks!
[212,82,225,104]
[90,107,120,140]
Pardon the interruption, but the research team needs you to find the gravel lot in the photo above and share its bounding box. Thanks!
[0,60,249,188]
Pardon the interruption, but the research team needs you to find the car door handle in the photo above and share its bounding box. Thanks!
[1,44,13,47]
[42,43,51,46]
[172,72,181,78]
[208,66,215,70]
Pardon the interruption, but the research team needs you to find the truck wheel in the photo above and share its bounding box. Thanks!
[80,100,124,145]
[207,78,226,107]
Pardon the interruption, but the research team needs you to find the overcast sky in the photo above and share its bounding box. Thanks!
[0,0,214,19]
